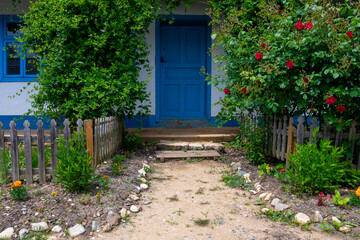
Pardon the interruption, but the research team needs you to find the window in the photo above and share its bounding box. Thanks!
[1,16,39,81]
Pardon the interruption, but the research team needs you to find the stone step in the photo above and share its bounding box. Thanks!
[156,150,220,162]
[156,140,224,152]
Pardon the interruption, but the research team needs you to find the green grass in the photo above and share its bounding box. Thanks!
[194,218,210,226]
[221,174,252,189]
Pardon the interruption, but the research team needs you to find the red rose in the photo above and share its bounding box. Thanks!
[336,105,346,112]
[224,88,230,95]
[255,52,263,60]
[260,43,266,47]
[286,61,294,69]
[278,10,282,14]
[346,31,353,38]
[295,22,304,31]
[257,80,261,84]
[305,22,313,29]
[303,77,309,83]
[242,88,247,93]
[325,96,337,105]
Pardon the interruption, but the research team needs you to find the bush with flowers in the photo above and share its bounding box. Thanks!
[208,0,360,126]
[9,181,28,200]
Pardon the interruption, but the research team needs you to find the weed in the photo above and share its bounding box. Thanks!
[259,209,295,224]
[332,190,349,208]
[144,166,154,173]
[200,201,210,205]
[244,202,250,206]
[194,218,209,226]
[222,174,252,190]
[166,195,179,202]
[33,190,45,196]
[195,188,205,195]
[166,220,179,225]
[79,194,91,205]
[185,224,191,228]
[195,179,208,184]
[186,158,204,163]
[172,209,184,216]
[209,186,224,191]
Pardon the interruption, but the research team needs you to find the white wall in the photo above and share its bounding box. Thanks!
[0,82,34,115]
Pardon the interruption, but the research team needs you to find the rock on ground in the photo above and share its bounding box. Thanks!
[69,224,86,237]
[31,222,49,232]
[0,227,14,239]
[19,228,29,240]
[107,211,121,226]
[51,225,62,233]
[295,213,311,224]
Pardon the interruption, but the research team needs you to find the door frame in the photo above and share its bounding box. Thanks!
[155,15,211,123]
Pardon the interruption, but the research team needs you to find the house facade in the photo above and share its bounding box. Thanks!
[0,1,231,129]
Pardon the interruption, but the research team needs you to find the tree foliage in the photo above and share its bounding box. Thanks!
[208,0,360,125]
[19,0,192,124]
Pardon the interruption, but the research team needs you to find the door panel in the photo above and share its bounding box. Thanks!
[160,25,206,119]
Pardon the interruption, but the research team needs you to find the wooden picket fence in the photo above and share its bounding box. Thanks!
[239,114,360,170]
[0,116,124,184]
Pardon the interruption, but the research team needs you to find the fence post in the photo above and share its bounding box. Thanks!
[281,116,287,161]
[347,120,356,162]
[323,121,331,140]
[335,120,343,147]
[296,117,304,146]
[286,118,294,169]
[276,116,282,159]
[23,120,33,184]
[310,117,318,144]
[84,120,94,165]
[37,120,46,184]
[272,115,277,157]
[63,119,71,147]
[50,120,57,180]
[10,121,19,182]
[0,122,4,181]
[77,119,84,139]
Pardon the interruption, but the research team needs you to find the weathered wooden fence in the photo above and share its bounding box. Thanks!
[0,116,124,184]
[239,114,360,170]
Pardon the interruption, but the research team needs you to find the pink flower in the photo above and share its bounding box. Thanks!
[255,52,263,60]
[295,22,304,31]
[325,96,337,105]
[286,61,294,69]
[242,88,247,93]
[303,77,309,83]
[336,105,346,112]
[224,88,230,95]
[305,22,313,29]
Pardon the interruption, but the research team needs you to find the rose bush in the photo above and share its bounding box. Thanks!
[208,0,360,126]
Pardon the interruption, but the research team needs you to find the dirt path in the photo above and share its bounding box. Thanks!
[95,160,347,240]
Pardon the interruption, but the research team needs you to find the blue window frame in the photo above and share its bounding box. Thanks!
[0,15,39,82]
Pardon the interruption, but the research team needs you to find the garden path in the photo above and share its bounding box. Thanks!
[95,160,343,240]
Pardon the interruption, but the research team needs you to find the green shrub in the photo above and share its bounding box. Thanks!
[55,131,95,192]
[123,132,143,151]
[287,128,359,194]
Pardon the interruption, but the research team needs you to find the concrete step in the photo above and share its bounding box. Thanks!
[156,150,220,162]
[156,140,224,152]
[127,127,239,142]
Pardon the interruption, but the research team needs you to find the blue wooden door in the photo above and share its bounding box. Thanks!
[160,25,206,119]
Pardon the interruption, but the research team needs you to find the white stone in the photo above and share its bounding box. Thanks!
[91,221,100,231]
[51,225,62,233]
[140,183,148,189]
[31,222,49,232]
[129,194,139,201]
[120,208,128,218]
[314,211,323,223]
[243,173,251,182]
[259,193,268,200]
[130,205,140,213]
[339,226,351,233]
[249,190,257,195]
[254,183,261,192]
[103,223,112,232]
[107,211,121,226]
[274,203,290,211]
[19,228,28,239]
[295,213,311,224]
[264,193,272,201]
[0,227,14,239]
[69,224,86,237]
[271,198,280,206]
[332,216,341,223]
[138,169,146,176]
[261,208,270,213]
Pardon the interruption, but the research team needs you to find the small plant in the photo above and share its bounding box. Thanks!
[260,209,295,224]
[113,154,126,165]
[222,174,252,190]
[185,158,204,163]
[98,175,110,190]
[123,132,143,151]
[55,131,96,192]
[195,188,205,195]
[166,195,179,202]
[143,166,154,173]
[194,218,210,226]
[287,128,359,195]
[9,181,28,201]
[33,190,45,196]
[332,190,349,208]
[111,163,122,176]
[257,163,274,178]
[319,221,335,232]
[349,188,360,207]
[79,194,91,205]
[95,192,101,203]
[50,191,60,203]
[317,192,331,206]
